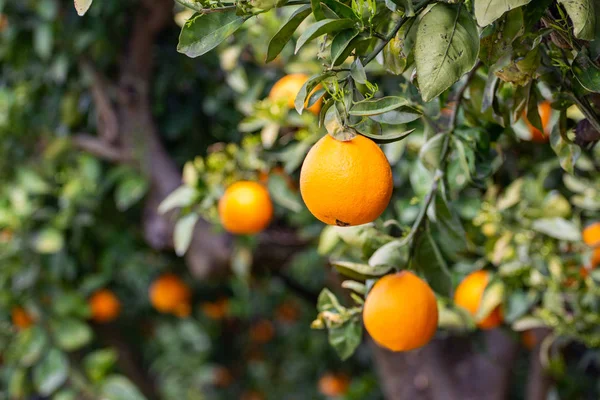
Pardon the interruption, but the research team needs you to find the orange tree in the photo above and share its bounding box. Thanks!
[1,0,600,399]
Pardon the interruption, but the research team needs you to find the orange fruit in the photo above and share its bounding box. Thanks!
[523,101,552,143]
[89,289,121,323]
[591,247,600,267]
[300,134,393,226]
[201,298,229,320]
[454,270,503,330]
[269,73,322,115]
[249,319,275,344]
[318,373,350,397]
[149,274,192,317]
[583,222,600,247]
[212,366,233,388]
[363,271,438,352]
[12,307,34,330]
[218,181,273,235]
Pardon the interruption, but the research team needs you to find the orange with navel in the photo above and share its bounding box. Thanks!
[300,134,393,226]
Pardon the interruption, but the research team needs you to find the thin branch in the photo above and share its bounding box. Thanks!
[80,60,119,144]
[362,0,433,66]
[72,134,129,162]
[570,91,600,135]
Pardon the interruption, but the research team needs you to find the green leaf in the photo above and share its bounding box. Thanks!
[33,349,69,396]
[328,319,362,360]
[266,5,312,62]
[331,29,360,66]
[479,8,525,65]
[12,327,48,367]
[53,390,78,400]
[8,368,27,399]
[504,290,537,323]
[295,72,335,114]
[476,279,504,320]
[174,213,199,256]
[369,108,421,124]
[158,186,197,214]
[349,96,409,116]
[330,260,392,280]
[341,280,367,294]
[311,0,326,20]
[433,194,467,259]
[50,318,93,352]
[317,288,344,312]
[550,123,581,174]
[32,228,64,254]
[512,316,547,331]
[322,0,357,19]
[368,240,408,267]
[74,0,93,16]
[419,134,445,171]
[115,174,148,211]
[178,11,246,58]
[474,0,531,26]
[267,174,302,212]
[415,3,480,102]
[358,128,415,144]
[84,349,118,383]
[572,51,600,93]
[350,58,367,84]
[531,218,581,241]
[101,375,147,400]
[557,0,596,40]
[295,19,355,53]
[412,228,452,297]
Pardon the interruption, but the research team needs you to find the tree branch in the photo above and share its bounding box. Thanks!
[72,134,129,162]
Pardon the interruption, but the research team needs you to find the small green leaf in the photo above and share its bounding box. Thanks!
[101,375,147,400]
[317,288,344,312]
[531,218,581,241]
[419,134,445,171]
[74,0,93,16]
[415,3,480,101]
[266,5,312,62]
[115,174,148,211]
[158,186,197,214]
[349,96,409,116]
[53,390,78,400]
[174,213,199,256]
[474,0,532,26]
[572,51,600,93]
[32,228,64,254]
[350,58,367,84]
[358,128,415,144]
[178,11,246,58]
[12,327,48,367]
[328,319,362,360]
[341,280,367,294]
[331,29,360,66]
[550,123,581,174]
[557,0,596,40]
[476,279,504,321]
[330,260,392,280]
[433,194,467,259]
[267,174,302,212]
[368,240,408,267]
[479,8,525,65]
[33,349,69,396]
[295,72,335,114]
[8,369,27,399]
[84,349,118,383]
[295,19,355,53]
[512,316,547,331]
[50,318,93,352]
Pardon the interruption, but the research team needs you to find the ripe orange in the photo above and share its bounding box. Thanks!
[592,247,600,267]
[523,101,552,143]
[89,289,121,323]
[583,222,600,247]
[318,373,350,397]
[12,307,34,330]
[149,274,192,317]
[454,270,503,330]
[363,271,438,352]
[300,134,393,226]
[268,73,322,115]
[201,298,229,320]
[249,319,275,344]
[218,181,273,235]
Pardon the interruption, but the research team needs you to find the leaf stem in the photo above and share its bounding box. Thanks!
[361,0,433,66]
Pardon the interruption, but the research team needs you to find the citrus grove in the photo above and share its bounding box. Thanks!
[0,0,599,398]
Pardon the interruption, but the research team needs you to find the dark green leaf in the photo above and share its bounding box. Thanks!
[504,290,537,323]
[412,228,452,297]
[419,134,445,171]
[178,11,246,58]
[358,128,415,144]
[415,3,480,101]
[350,58,367,84]
[311,0,326,21]
[295,19,355,53]
[479,8,524,65]
[349,96,409,116]
[266,5,312,62]
[433,194,467,259]
[33,349,68,396]
[572,51,600,93]
[328,319,362,360]
[331,29,360,66]
[322,0,357,19]
[295,72,335,114]
[330,260,392,280]
[369,108,421,124]
[474,0,532,26]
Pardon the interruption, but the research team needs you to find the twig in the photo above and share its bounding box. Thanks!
[72,134,129,162]
[361,0,433,66]
[569,91,600,135]
[80,60,119,144]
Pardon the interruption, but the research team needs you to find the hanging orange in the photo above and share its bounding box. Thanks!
[89,289,121,323]
[218,181,273,235]
[454,270,503,330]
[12,307,34,330]
[149,274,192,317]
[269,73,322,115]
[523,101,552,143]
